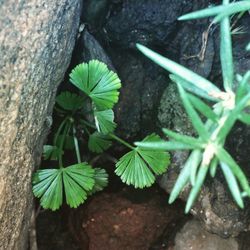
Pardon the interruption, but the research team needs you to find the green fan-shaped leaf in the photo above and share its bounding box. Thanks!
[43,145,63,160]
[32,163,95,210]
[115,134,170,188]
[63,163,95,208]
[56,91,85,111]
[88,168,109,195]
[69,60,121,110]
[88,132,112,153]
[32,169,63,211]
[94,109,116,134]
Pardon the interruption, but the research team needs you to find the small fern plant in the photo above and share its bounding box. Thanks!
[32,60,170,211]
[136,0,250,213]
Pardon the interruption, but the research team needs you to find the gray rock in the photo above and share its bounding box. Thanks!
[105,0,193,48]
[174,220,238,250]
[76,29,115,70]
[0,0,81,249]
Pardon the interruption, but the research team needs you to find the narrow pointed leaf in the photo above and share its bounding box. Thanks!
[169,156,192,204]
[247,43,250,51]
[214,4,250,23]
[178,1,250,21]
[70,60,121,110]
[88,132,112,153]
[220,162,244,208]
[135,140,197,150]
[209,157,219,177]
[163,128,204,148]
[185,164,209,213]
[187,93,218,122]
[216,147,250,195]
[190,150,202,186]
[170,75,221,102]
[220,0,234,92]
[56,91,85,111]
[217,92,250,142]
[94,109,116,134]
[238,112,250,125]
[136,44,221,98]
[236,71,250,103]
[177,83,210,141]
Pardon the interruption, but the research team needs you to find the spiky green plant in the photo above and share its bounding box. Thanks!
[136,0,250,213]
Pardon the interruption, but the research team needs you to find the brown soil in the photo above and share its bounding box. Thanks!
[37,186,188,250]
[69,187,187,250]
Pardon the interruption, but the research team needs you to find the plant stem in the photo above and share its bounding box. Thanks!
[53,117,69,146]
[58,121,71,168]
[80,118,135,150]
[73,126,82,164]
[109,133,135,150]
[80,119,96,129]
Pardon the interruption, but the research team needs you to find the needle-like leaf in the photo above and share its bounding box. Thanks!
[178,1,250,21]
[236,71,250,103]
[216,147,250,196]
[220,0,234,92]
[185,164,209,213]
[168,154,193,204]
[217,92,250,142]
[135,140,198,150]
[136,44,222,98]
[220,162,244,208]
[177,83,210,141]
[163,128,204,148]
[187,94,219,122]
[247,42,250,51]
[170,75,221,102]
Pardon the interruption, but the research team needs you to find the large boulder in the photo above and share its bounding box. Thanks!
[0,1,81,249]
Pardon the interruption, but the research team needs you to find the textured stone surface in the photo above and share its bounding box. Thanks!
[174,220,238,250]
[0,1,81,249]
[105,0,192,48]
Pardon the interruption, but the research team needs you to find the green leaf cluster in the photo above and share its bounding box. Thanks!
[136,0,250,213]
[33,60,171,211]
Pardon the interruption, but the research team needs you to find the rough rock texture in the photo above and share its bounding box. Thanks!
[105,0,193,48]
[0,1,81,249]
[174,220,238,250]
[74,29,115,70]
[110,49,168,140]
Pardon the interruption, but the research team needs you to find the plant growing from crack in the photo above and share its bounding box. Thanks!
[32,60,170,210]
[136,0,250,213]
